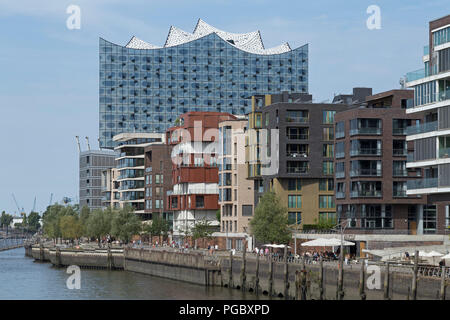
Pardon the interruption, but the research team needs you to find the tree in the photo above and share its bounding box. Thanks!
[86,208,112,246]
[111,206,141,244]
[191,218,215,249]
[27,211,41,233]
[79,206,91,236]
[0,211,14,235]
[216,209,221,222]
[59,215,83,242]
[143,215,169,243]
[249,191,291,244]
[42,204,78,243]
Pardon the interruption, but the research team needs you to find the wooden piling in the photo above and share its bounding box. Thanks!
[229,250,233,288]
[359,259,366,300]
[319,256,324,300]
[440,266,446,300]
[240,243,247,291]
[412,250,418,300]
[255,252,260,296]
[268,255,273,297]
[283,246,289,299]
[384,262,390,300]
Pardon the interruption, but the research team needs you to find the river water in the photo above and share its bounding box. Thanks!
[0,248,268,300]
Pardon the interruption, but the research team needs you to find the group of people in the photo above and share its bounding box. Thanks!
[301,250,340,262]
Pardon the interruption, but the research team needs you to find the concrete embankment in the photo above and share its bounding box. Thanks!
[26,245,449,300]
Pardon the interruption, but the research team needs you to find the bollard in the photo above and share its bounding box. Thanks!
[319,256,324,300]
[359,259,366,300]
[229,250,233,288]
[440,266,446,301]
[384,262,390,300]
[412,250,419,300]
[299,268,307,300]
[240,244,247,291]
[255,252,260,296]
[268,256,273,297]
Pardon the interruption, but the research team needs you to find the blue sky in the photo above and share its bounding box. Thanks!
[0,0,446,215]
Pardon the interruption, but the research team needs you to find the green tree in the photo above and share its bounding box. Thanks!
[216,209,221,222]
[191,218,215,248]
[111,206,141,244]
[143,215,169,243]
[86,208,112,246]
[249,191,291,244]
[79,205,91,236]
[59,215,83,242]
[42,204,78,243]
[27,211,41,232]
[1,211,14,235]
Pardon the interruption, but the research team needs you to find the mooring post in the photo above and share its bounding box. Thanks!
[359,259,366,300]
[268,255,273,297]
[337,250,344,300]
[240,241,247,291]
[295,270,300,300]
[319,256,324,300]
[440,266,446,300]
[412,250,419,300]
[384,262,390,300]
[283,246,289,300]
[229,250,233,288]
[255,252,260,296]
[107,245,112,270]
[299,260,307,300]
[55,247,61,268]
[39,243,44,261]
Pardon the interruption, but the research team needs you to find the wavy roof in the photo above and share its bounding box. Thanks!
[125,18,291,55]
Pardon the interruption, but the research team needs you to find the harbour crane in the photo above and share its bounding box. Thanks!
[75,136,81,153]
[49,193,53,206]
[11,194,24,215]
[85,136,91,151]
[32,196,36,212]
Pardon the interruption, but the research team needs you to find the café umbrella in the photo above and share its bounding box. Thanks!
[301,238,355,247]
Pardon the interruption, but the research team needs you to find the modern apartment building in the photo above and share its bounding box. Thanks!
[113,132,163,218]
[166,111,236,241]
[99,19,308,148]
[246,90,372,229]
[79,150,117,210]
[218,117,254,249]
[405,15,450,234]
[334,89,427,235]
[101,167,120,209]
[144,143,173,223]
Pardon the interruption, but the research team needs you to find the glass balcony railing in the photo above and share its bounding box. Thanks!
[286,167,309,174]
[407,178,438,190]
[350,148,382,156]
[406,121,438,135]
[286,116,309,123]
[336,171,345,179]
[393,190,408,197]
[350,169,382,177]
[336,192,346,199]
[407,152,415,162]
[336,152,345,159]
[439,147,450,158]
[350,190,382,198]
[350,128,381,136]
[286,134,308,140]
[393,148,407,156]
[424,45,429,56]
[406,68,425,82]
[393,170,408,177]
[438,89,450,102]
[392,128,407,135]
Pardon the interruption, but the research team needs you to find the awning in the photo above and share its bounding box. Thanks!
[301,238,355,247]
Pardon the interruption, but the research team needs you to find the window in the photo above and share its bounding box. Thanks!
[196,195,204,208]
[323,144,334,157]
[336,162,345,178]
[336,141,345,159]
[323,111,336,124]
[288,212,302,225]
[319,195,334,209]
[319,179,334,191]
[336,121,345,138]
[446,205,450,229]
[171,197,178,209]
[242,205,253,216]
[323,161,334,175]
[361,205,392,229]
[145,200,152,210]
[155,199,163,209]
[319,212,336,224]
[288,178,301,191]
[323,127,334,141]
[423,205,437,234]
[288,195,301,208]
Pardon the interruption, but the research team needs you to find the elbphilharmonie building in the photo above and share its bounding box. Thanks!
[99,19,308,148]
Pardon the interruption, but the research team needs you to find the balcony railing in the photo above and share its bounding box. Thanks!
[336,131,345,139]
[406,121,438,135]
[439,147,450,158]
[407,178,438,190]
[350,148,382,156]
[393,148,407,156]
[350,190,382,198]
[286,117,309,123]
[336,152,345,159]
[287,167,309,174]
[286,134,308,140]
[350,127,381,136]
[287,152,308,158]
[393,169,408,177]
[336,192,346,199]
[393,190,408,197]
[406,68,425,82]
[350,169,382,177]
[392,128,407,135]
[336,171,345,179]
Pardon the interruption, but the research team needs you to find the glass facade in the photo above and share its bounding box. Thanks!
[99,33,308,148]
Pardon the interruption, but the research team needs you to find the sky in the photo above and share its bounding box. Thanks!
[0,0,446,215]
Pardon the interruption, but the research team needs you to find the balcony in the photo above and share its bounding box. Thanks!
[406,68,425,82]
[350,148,382,157]
[286,116,309,123]
[286,134,308,140]
[350,169,381,177]
[439,147,450,158]
[350,190,382,198]
[286,167,309,174]
[406,121,438,135]
[407,178,438,190]
[393,190,408,198]
[393,148,407,156]
[336,152,345,159]
[336,171,345,179]
[287,152,308,158]
[350,127,381,136]
[336,192,346,199]
[393,169,408,177]
[392,128,407,135]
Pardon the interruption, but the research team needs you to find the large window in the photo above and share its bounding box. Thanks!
[323,161,334,175]
[323,110,336,124]
[288,195,302,208]
[423,205,437,234]
[323,144,334,157]
[319,179,334,191]
[319,195,334,209]
[323,127,334,141]
[288,179,302,191]
[196,196,205,208]
[361,205,392,229]
[288,212,302,225]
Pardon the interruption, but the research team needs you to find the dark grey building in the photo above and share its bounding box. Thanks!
[79,150,117,210]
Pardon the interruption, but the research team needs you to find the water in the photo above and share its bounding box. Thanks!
[0,248,266,300]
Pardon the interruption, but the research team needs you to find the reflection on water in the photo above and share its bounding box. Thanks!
[0,248,270,300]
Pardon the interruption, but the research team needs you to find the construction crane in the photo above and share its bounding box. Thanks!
[85,136,91,151]
[11,194,24,215]
[32,196,36,212]
[75,136,81,153]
